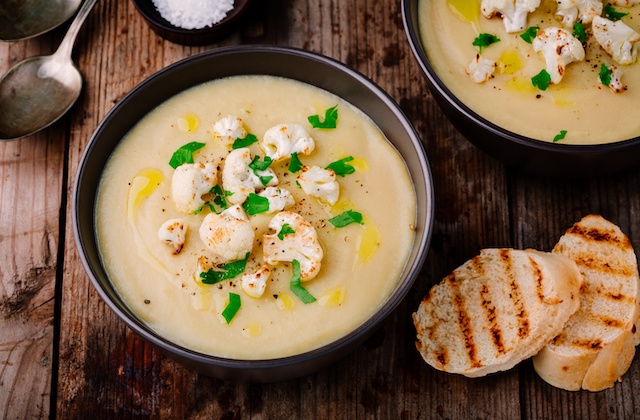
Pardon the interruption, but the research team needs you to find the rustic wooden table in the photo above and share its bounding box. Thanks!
[2,0,639,418]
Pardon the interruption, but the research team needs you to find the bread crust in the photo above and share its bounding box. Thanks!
[413,248,582,377]
[533,214,640,391]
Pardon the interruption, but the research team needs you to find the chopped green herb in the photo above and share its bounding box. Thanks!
[290,260,316,303]
[329,210,364,228]
[553,130,568,142]
[212,185,229,211]
[473,33,500,53]
[249,155,274,186]
[531,69,552,91]
[200,253,250,285]
[221,293,241,324]
[599,63,612,86]
[277,223,296,240]
[194,203,215,215]
[308,105,338,129]
[604,4,628,20]
[288,152,303,173]
[572,22,587,43]
[232,133,258,149]
[520,26,539,44]
[169,141,206,169]
[326,156,355,177]
[243,193,270,215]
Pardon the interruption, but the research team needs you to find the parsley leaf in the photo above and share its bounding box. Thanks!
[212,184,229,211]
[553,130,568,142]
[249,155,274,186]
[288,152,303,173]
[604,4,628,20]
[572,22,587,43]
[473,33,500,53]
[308,105,338,129]
[169,141,206,169]
[232,133,258,149]
[221,293,241,324]
[243,193,270,215]
[520,26,539,44]
[200,253,250,285]
[326,156,355,177]
[290,260,316,304]
[531,70,552,91]
[329,210,364,228]
[277,223,296,240]
[599,63,613,86]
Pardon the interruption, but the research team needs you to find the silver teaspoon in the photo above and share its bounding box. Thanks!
[0,0,98,141]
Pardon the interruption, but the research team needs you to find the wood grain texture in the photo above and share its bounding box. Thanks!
[1,0,639,418]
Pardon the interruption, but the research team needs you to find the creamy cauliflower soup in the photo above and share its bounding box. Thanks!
[419,0,640,144]
[96,75,416,359]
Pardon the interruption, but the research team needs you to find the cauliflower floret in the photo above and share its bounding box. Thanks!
[592,16,640,65]
[602,65,626,92]
[555,0,602,26]
[481,0,541,33]
[257,187,295,214]
[171,161,217,214]
[532,27,585,84]
[222,147,278,205]
[465,54,497,83]
[212,115,247,148]
[263,211,323,281]
[241,265,272,298]
[297,166,339,206]
[260,124,315,161]
[199,205,254,262]
[158,218,187,254]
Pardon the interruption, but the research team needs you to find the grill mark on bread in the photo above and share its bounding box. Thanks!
[531,257,545,302]
[479,283,506,355]
[567,224,632,250]
[572,253,636,277]
[572,338,604,350]
[501,249,530,339]
[448,274,481,368]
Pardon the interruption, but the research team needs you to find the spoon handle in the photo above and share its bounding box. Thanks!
[55,0,99,59]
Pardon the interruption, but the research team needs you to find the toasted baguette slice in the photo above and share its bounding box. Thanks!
[533,214,640,391]
[413,248,582,377]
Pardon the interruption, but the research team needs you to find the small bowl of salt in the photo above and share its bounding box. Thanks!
[132,0,253,45]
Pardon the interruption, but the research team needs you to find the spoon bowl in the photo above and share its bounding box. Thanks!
[0,0,97,141]
[0,0,82,42]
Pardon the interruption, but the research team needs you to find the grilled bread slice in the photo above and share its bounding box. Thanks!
[413,248,582,377]
[533,214,640,391]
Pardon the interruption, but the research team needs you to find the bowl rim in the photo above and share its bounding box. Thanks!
[131,0,253,35]
[73,44,435,372]
[401,0,640,153]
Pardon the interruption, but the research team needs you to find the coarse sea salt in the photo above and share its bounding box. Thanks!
[152,0,235,30]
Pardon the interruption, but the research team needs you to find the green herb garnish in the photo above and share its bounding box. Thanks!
[520,26,539,44]
[212,185,229,211]
[249,155,274,186]
[200,253,250,285]
[243,193,270,215]
[288,152,303,173]
[531,70,552,91]
[329,210,364,228]
[221,293,241,324]
[277,223,296,240]
[290,260,316,304]
[473,33,500,52]
[232,133,258,149]
[308,105,338,129]
[599,63,613,86]
[169,141,206,169]
[326,156,355,177]
[553,130,568,142]
[604,4,628,20]
[572,22,587,43]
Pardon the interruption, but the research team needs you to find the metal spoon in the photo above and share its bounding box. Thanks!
[0,0,98,141]
[0,0,83,42]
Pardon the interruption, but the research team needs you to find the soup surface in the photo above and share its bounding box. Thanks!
[419,0,640,144]
[96,75,416,359]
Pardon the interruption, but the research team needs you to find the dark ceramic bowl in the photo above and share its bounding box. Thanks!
[131,0,253,45]
[73,45,434,382]
[402,0,640,177]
